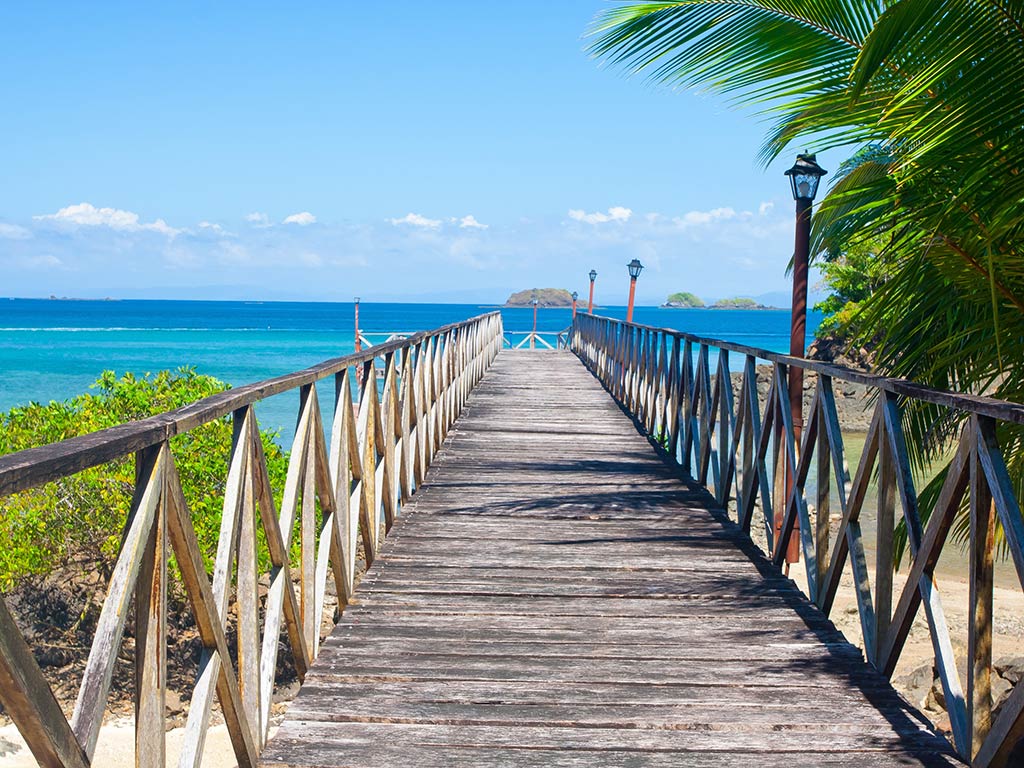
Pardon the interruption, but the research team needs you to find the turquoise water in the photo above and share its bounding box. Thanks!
[0,298,820,436]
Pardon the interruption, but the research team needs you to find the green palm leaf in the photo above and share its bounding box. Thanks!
[588,0,1024,561]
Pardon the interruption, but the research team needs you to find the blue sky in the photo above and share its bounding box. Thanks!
[0,2,841,304]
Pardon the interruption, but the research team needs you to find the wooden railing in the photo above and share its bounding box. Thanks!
[503,330,571,349]
[0,312,503,768]
[572,313,1024,767]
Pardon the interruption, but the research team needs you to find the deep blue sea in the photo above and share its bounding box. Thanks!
[0,299,821,436]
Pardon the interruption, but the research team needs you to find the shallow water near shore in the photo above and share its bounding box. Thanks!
[0,298,820,436]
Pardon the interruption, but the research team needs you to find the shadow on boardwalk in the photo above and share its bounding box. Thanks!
[261,350,961,768]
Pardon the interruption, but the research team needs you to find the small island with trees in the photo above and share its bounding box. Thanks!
[663,291,705,308]
[709,297,775,310]
[505,288,575,307]
[661,292,775,310]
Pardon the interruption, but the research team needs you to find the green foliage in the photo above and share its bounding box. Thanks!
[0,369,289,589]
[588,0,1024,556]
[814,233,894,335]
[664,291,704,308]
[711,297,761,310]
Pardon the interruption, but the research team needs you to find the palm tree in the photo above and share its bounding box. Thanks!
[588,0,1024,547]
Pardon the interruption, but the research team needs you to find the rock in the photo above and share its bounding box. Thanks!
[272,679,301,704]
[932,711,952,737]
[165,689,186,716]
[163,689,188,730]
[926,674,945,712]
[995,656,1024,686]
[993,674,1013,711]
[894,663,935,710]
[34,646,74,668]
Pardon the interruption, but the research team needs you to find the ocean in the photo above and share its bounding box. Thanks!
[0,298,821,436]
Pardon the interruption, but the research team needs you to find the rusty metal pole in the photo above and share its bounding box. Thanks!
[531,299,538,350]
[625,260,643,324]
[354,297,364,389]
[354,297,361,353]
[778,153,826,566]
[782,195,813,563]
[588,269,597,314]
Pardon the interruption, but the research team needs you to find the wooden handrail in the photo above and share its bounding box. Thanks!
[580,315,1024,425]
[501,330,571,350]
[0,311,504,768]
[572,313,1024,768]
[0,313,498,498]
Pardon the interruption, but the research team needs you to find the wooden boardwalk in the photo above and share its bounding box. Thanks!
[261,350,961,767]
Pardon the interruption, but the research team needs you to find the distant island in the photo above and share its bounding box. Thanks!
[48,295,117,302]
[662,291,705,308]
[662,293,776,310]
[505,288,575,307]
[709,297,775,310]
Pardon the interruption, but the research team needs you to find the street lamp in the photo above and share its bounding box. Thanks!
[626,259,643,323]
[571,291,579,320]
[531,298,539,350]
[784,152,827,419]
[782,152,827,563]
[587,269,597,314]
[354,297,362,352]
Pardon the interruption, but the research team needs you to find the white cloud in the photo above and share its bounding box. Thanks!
[0,223,31,240]
[199,221,226,233]
[34,203,180,236]
[568,206,632,224]
[245,212,271,226]
[283,211,316,226]
[674,207,738,227]
[758,201,774,216]
[456,215,488,230]
[298,252,324,267]
[23,254,63,269]
[388,212,442,229]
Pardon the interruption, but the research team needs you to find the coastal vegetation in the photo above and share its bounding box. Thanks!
[0,369,288,589]
[589,1,1024,548]
[710,297,771,310]
[662,293,774,309]
[505,288,575,307]
[663,291,704,308]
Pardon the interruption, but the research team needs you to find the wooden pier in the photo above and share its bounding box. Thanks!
[260,351,959,767]
[3,311,1022,767]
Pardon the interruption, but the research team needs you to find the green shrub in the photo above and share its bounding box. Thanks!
[0,369,290,590]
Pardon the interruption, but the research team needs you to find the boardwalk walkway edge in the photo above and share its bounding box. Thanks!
[261,349,964,767]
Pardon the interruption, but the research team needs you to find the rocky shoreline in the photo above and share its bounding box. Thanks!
[728,364,875,432]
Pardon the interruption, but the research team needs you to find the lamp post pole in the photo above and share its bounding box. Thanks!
[781,153,827,564]
[587,269,597,314]
[354,297,361,352]
[626,259,643,324]
[531,298,539,350]
[571,291,578,321]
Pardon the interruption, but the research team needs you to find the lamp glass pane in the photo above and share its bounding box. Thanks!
[790,172,820,200]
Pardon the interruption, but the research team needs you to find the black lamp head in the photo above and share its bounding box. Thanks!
[784,153,828,201]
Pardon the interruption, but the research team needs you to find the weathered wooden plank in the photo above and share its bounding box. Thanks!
[264,721,952,758]
[0,595,90,768]
[71,444,165,759]
[262,351,957,768]
[135,460,168,768]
